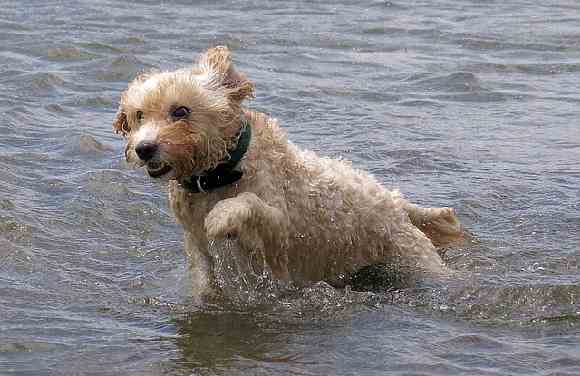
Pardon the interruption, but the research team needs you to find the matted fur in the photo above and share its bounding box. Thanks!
[113,46,463,297]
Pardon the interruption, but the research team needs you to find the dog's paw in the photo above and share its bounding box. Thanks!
[204,198,253,240]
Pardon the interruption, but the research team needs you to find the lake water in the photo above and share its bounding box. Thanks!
[1,0,579,375]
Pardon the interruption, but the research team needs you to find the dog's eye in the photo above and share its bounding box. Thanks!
[136,111,144,123]
[171,106,191,119]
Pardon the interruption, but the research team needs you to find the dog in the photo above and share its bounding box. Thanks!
[113,46,463,297]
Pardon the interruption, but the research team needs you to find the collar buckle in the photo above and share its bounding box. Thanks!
[181,114,252,193]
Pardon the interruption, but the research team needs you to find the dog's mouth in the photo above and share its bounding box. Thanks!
[146,161,172,178]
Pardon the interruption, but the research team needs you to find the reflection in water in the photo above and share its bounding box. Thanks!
[171,311,293,374]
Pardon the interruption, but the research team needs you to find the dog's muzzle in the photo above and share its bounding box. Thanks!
[134,141,173,178]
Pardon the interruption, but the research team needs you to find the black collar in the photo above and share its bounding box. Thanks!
[180,115,252,193]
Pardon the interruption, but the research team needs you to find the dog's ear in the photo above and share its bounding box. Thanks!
[197,46,255,102]
[112,107,129,136]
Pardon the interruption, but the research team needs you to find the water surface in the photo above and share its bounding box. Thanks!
[1,0,579,375]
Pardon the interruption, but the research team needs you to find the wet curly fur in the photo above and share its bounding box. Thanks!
[113,46,464,296]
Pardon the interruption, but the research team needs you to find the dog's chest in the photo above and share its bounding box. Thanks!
[168,182,243,234]
[169,185,213,230]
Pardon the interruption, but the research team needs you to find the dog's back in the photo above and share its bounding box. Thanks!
[229,112,454,283]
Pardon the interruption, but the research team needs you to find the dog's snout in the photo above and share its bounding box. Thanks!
[135,142,158,161]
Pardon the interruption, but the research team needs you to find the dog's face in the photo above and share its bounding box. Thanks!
[113,46,254,180]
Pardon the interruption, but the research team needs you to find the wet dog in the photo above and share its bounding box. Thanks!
[113,46,463,296]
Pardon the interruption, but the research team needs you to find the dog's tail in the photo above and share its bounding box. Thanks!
[404,203,464,249]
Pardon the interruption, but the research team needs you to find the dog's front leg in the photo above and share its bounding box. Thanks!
[204,192,290,280]
[183,232,216,300]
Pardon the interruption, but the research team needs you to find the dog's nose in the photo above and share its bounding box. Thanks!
[135,142,158,161]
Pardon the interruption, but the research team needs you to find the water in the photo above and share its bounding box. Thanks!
[1,0,579,375]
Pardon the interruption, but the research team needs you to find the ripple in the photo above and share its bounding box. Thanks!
[435,334,511,353]
[83,169,129,190]
[44,103,69,114]
[26,72,67,93]
[0,21,32,32]
[63,134,114,156]
[68,95,114,109]
[0,216,33,243]
[409,72,482,93]
[0,341,68,353]
[396,99,445,108]
[458,36,571,53]
[95,55,151,82]
[362,26,437,37]
[46,47,98,61]
[463,62,580,75]
[0,199,15,210]
[443,284,580,324]
[78,41,126,54]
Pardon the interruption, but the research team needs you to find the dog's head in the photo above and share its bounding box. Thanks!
[113,46,254,180]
